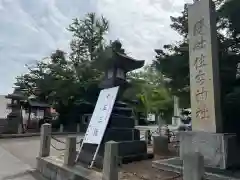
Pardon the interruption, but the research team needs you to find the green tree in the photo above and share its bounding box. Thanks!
[15,13,110,123]
[68,12,109,63]
[125,65,173,123]
[15,50,77,105]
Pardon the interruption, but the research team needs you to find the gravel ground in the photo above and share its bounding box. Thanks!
[120,158,182,180]
[119,144,181,180]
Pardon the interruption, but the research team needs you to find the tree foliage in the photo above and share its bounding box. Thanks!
[153,0,240,108]
[15,13,109,114]
[126,65,173,121]
[15,12,177,125]
[68,12,109,63]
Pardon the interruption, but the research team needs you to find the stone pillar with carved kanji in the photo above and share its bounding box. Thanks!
[188,1,222,133]
[179,0,240,170]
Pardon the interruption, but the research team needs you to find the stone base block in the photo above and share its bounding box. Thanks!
[179,131,240,169]
[108,115,135,128]
[78,140,153,168]
[104,128,140,141]
[153,136,169,155]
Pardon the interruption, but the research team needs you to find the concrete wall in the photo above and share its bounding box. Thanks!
[0,95,10,119]
[0,95,9,133]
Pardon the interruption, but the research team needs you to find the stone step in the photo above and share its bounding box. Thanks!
[152,157,240,180]
[112,107,133,117]
[108,114,135,128]
[115,101,128,107]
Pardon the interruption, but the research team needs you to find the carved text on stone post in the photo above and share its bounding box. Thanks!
[191,18,210,121]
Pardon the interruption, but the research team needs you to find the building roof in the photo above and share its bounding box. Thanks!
[27,100,50,108]
[5,93,27,100]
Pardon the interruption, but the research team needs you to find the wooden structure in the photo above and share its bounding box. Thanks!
[5,88,51,132]
[22,98,51,130]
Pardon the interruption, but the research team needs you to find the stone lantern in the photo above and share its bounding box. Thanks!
[99,40,144,95]
[78,41,153,168]
[5,88,26,133]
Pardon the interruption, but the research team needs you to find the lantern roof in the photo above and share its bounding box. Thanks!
[111,52,145,72]
[96,40,145,72]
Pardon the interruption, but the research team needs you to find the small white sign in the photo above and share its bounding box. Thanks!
[83,86,119,144]
[147,114,155,122]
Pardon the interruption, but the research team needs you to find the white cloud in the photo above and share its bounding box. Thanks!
[0,0,190,94]
[97,0,187,61]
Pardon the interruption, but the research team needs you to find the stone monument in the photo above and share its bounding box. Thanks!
[179,0,240,170]
[77,41,152,168]
[153,0,240,178]
[188,0,221,133]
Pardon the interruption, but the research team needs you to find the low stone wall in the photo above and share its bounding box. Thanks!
[37,156,102,180]
[37,124,120,180]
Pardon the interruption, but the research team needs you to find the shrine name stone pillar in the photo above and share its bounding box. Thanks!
[188,0,221,133]
[180,0,240,169]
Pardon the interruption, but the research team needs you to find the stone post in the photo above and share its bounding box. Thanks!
[39,123,51,157]
[18,124,22,134]
[60,124,63,133]
[144,130,151,145]
[173,96,180,117]
[157,115,165,135]
[102,141,119,180]
[77,123,80,133]
[183,152,204,180]
[64,136,76,166]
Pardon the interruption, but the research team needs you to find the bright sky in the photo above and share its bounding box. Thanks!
[0,0,192,94]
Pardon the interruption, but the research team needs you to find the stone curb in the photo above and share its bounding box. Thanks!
[152,158,240,180]
[0,132,84,139]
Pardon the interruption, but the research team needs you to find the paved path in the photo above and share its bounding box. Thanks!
[0,135,83,180]
[0,146,44,180]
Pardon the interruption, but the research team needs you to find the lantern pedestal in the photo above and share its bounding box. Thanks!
[78,101,153,168]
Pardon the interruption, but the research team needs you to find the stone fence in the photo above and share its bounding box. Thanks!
[37,123,119,180]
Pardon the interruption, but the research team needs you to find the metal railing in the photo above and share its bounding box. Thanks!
[50,135,82,151]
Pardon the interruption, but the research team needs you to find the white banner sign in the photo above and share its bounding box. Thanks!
[83,86,119,144]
